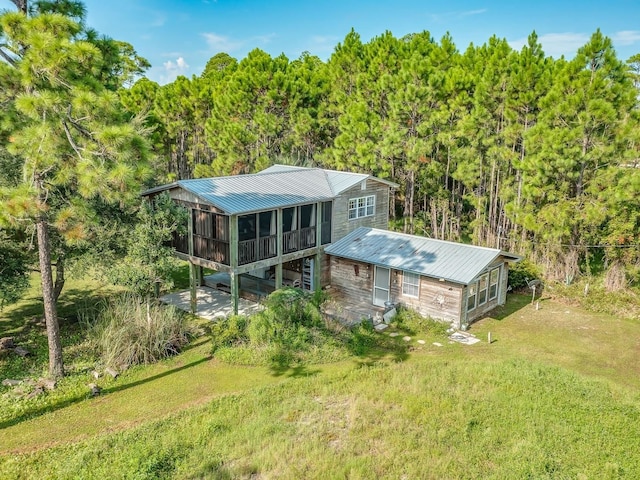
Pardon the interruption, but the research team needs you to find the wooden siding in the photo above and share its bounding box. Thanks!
[332,180,390,241]
[391,273,463,323]
[329,256,515,328]
[320,252,331,287]
[329,257,373,305]
[464,259,510,324]
[168,189,225,214]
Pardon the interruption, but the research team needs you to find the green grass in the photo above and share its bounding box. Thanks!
[2,275,640,478]
[1,356,638,479]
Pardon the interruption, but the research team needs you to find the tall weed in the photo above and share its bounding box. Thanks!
[83,295,192,369]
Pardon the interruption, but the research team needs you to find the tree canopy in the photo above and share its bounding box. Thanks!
[128,29,639,287]
[0,0,150,377]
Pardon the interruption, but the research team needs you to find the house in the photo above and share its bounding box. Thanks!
[324,227,521,329]
[142,165,398,313]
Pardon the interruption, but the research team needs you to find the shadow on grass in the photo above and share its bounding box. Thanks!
[345,326,410,368]
[0,287,118,337]
[476,294,532,322]
[0,355,211,431]
[269,361,321,378]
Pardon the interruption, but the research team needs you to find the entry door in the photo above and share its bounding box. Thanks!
[373,266,390,307]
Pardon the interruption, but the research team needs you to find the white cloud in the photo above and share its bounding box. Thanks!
[254,33,277,45]
[428,8,487,23]
[160,56,190,83]
[202,32,277,54]
[460,9,487,17]
[510,30,640,59]
[202,33,243,52]
[611,30,640,46]
[306,35,340,56]
[509,32,590,58]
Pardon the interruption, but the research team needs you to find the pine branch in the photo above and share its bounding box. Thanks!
[62,119,85,161]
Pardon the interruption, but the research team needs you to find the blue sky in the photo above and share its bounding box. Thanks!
[3,1,640,84]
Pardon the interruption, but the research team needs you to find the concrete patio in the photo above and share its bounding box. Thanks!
[160,286,263,321]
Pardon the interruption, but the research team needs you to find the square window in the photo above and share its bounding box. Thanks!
[348,195,376,220]
[402,271,420,297]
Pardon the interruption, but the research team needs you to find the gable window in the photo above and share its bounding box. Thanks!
[489,267,500,300]
[402,271,420,297]
[478,273,489,306]
[467,283,477,311]
[348,195,375,219]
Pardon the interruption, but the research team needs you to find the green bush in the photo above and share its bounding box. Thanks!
[210,315,248,353]
[508,259,542,290]
[393,307,449,336]
[83,295,191,369]
[347,320,378,355]
[210,288,351,367]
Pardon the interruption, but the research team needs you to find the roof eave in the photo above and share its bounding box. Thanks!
[140,182,179,197]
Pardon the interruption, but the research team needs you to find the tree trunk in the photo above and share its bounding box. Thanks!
[37,215,64,378]
[53,254,65,303]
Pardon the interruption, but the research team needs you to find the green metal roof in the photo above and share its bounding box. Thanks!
[325,227,521,285]
[142,166,397,215]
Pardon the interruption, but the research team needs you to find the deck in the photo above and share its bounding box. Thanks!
[203,272,299,302]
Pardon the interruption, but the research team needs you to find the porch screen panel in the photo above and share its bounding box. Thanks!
[321,201,332,245]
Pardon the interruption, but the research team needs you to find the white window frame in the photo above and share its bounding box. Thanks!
[402,271,420,298]
[467,283,477,311]
[478,273,489,306]
[348,195,375,220]
[489,267,500,301]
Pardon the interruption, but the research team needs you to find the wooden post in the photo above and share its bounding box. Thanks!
[314,202,322,292]
[275,263,283,289]
[314,253,321,292]
[189,262,197,314]
[229,215,239,315]
[276,208,283,257]
[275,208,283,289]
[488,332,492,344]
[315,202,322,248]
[230,271,239,315]
[187,209,197,314]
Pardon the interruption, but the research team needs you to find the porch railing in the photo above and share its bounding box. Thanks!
[194,237,230,265]
[239,234,277,265]
[283,227,316,254]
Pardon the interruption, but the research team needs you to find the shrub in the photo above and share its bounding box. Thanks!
[210,315,248,353]
[508,259,542,290]
[394,307,449,336]
[347,320,378,355]
[211,288,348,367]
[84,295,191,369]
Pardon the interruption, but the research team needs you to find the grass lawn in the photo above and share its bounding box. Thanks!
[1,278,640,478]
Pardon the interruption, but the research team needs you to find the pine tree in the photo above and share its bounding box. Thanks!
[0,1,150,377]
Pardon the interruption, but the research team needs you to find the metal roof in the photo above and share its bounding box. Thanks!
[176,169,335,214]
[142,165,397,214]
[259,165,398,194]
[325,227,521,285]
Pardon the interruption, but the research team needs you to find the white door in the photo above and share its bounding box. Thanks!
[373,266,390,307]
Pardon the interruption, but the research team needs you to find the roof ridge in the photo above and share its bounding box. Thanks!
[366,227,501,252]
